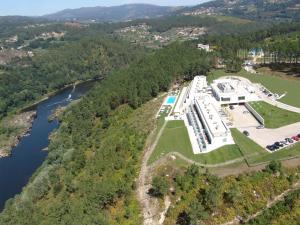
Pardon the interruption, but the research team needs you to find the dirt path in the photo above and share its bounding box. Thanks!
[137,121,168,225]
[219,180,300,225]
[150,152,259,169]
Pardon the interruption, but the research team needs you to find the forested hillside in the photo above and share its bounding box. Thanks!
[0,42,212,224]
[197,22,300,71]
[44,4,181,22]
[0,35,143,118]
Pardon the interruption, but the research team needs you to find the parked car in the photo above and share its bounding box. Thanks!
[243,130,249,136]
[266,145,275,151]
[243,111,249,114]
[285,138,294,144]
[229,105,234,110]
[292,136,300,141]
[280,141,287,146]
[274,142,284,147]
[256,125,264,129]
[297,134,300,138]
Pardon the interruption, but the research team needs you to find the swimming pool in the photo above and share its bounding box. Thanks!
[166,96,176,104]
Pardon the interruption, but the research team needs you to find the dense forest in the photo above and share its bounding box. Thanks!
[197,22,300,71]
[0,42,212,224]
[0,35,143,118]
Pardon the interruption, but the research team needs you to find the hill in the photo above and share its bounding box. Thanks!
[181,0,300,20]
[43,4,182,22]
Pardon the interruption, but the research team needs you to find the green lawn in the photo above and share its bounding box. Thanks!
[249,101,300,128]
[208,69,300,108]
[148,120,243,165]
[148,121,300,167]
[231,128,265,156]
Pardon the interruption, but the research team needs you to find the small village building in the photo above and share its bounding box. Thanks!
[197,43,210,52]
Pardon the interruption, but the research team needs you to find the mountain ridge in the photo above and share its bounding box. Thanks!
[43,3,183,22]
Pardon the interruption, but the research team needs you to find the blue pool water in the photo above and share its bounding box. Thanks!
[166,96,176,104]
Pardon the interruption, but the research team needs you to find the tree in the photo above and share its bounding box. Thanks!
[188,200,208,225]
[223,184,241,205]
[150,175,169,198]
[266,160,282,173]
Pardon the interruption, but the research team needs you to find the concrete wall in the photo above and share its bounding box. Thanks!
[245,102,264,125]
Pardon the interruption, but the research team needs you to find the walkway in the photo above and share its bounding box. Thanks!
[150,151,259,169]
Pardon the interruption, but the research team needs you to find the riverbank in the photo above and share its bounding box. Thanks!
[48,99,80,122]
[20,77,102,113]
[0,111,36,158]
[0,79,100,159]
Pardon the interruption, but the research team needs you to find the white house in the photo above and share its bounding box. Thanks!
[197,44,210,52]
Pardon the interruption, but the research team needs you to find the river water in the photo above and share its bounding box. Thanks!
[0,81,96,211]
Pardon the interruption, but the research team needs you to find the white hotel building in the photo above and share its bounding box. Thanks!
[172,75,259,154]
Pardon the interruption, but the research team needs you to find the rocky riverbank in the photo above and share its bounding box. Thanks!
[0,111,37,158]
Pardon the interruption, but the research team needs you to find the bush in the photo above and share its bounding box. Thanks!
[150,175,169,198]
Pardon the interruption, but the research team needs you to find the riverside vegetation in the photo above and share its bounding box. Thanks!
[0,42,212,224]
[0,5,299,224]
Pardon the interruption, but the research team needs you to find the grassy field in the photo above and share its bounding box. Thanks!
[148,121,300,167]
[148,120,243,165]
[208,69,300,108]
[249,101,300,128]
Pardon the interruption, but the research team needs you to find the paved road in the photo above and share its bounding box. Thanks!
[257,88,300,113]
[240,122,300,148]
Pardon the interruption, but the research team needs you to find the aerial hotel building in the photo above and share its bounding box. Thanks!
[173,75,259,154]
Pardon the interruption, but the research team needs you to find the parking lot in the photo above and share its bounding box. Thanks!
[229,105,260,128]
[238,122,300,150]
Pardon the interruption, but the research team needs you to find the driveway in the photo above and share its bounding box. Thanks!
[230,105,260,128]
[238,122,300,148]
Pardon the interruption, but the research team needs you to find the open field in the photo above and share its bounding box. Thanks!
[148,120,243,165]
[208,69,300,108]
[249,101,300,128]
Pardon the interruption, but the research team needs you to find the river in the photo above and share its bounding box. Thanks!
[0,81,96,211]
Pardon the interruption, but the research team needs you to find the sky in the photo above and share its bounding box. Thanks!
[0,0,209,16]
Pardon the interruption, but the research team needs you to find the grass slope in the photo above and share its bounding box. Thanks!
[232,128,300,165]
[250,101,300,128]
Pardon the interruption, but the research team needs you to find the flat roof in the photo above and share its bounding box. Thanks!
[195,95,228,137]
[211,78,251,97]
